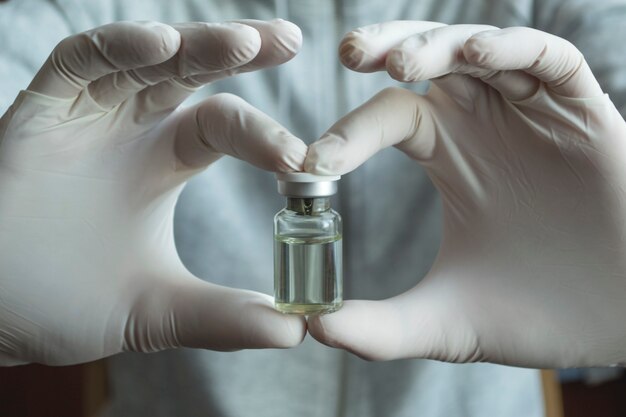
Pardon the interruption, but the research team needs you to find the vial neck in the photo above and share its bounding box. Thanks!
[287,197,330,215]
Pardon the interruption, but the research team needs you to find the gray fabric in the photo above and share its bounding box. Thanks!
[2,0,626,416]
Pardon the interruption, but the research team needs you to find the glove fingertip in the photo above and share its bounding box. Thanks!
[307,300,405,361]
[304,134,352,176]
[271,130,308,173]
[219,23,263,68]
[463,36,496,68]
[149,22,182,57]
[338,33,383,73]
[271,314,307,348]
[90,21,183,69]
[242,296,307,348]
[463,28,524,69]
[271,18,303,54]
[385,48,421,82]
[339,38,365,70]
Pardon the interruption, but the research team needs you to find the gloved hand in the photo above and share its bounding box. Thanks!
[306,22,626,368]
[0,20,307,366]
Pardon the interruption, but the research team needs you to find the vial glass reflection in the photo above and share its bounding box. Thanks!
[274,174,342,315]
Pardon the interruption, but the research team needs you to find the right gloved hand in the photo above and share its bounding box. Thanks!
[0,20,307,366]
[306,22,626,368]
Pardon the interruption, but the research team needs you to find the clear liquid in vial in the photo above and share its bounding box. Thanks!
[274,234,342,315]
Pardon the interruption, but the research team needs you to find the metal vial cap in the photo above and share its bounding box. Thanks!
[276,172,341,197]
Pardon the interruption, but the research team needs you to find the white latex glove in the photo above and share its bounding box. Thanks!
[0,20,307,366]
[306,22,626,368]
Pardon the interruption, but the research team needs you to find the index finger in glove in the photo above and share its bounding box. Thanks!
[174,93,308,172]
[87,21,262,109]
[341,22,602,100]
[338,21,446,72]
[384,24,602,99]
[341,22,539,101]
[185,19,302,85]
[462,26,603,98]
[384,24,540,101]
[304,87,430,175]
[27,21,181,99]
[91,19,302,110]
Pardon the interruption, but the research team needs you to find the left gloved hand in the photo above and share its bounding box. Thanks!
[0,20,307,366]
[305,22,626,368]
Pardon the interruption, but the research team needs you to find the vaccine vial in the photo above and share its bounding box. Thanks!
[274,173,342,315]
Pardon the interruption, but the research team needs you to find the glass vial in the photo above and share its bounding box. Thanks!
[274,173,342,315]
